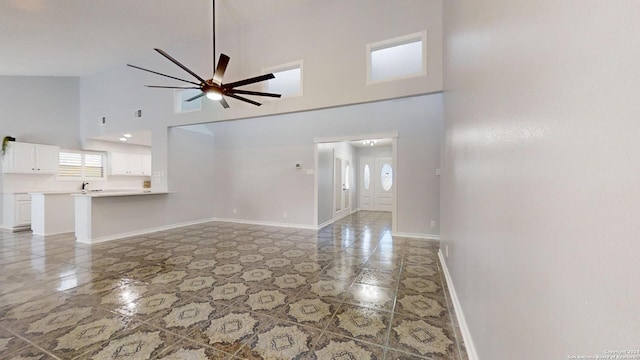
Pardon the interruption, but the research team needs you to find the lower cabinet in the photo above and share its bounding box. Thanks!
[2,193,31,231]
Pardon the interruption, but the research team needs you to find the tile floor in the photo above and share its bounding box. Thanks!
[0,211,468,359]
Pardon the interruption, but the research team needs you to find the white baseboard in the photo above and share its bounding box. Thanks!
[438,250,479,360]
[76,218,216,244]
[391,231,440,240]
[211,217,318,230]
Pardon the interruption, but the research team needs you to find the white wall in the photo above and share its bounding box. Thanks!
[442,1,640,358]
[78,0,443,191]
[317,143,334,225]
[206,94,442,235]
[0,76,80,149]
[166,127,216,223]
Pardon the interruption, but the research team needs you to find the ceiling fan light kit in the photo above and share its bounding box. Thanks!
[127,0,281,108]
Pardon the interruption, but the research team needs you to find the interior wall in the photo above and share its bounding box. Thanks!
[166,127,215,224]
[442,1,640,358]
[208,94,442,235]
[317,143,334,225]
[333,141,357,214]
[77,0,443,191]
[0,76,80,150]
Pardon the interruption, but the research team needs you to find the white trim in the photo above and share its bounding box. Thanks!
[438,250,479,360]
[366,30,428,85]
[391,231,440,240]
[75,218,215,244]
[211,217,318,230]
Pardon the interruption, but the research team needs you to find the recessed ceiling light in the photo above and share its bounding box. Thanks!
[123,133,132,138]
[119,137,127,142]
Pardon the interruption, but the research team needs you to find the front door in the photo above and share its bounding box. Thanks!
[359,156,374,210]
[374,156,393,212]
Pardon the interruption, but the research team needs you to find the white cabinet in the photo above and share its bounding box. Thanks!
[2,193,31,231]
[141,155,152,176]
[110,152,151,176]
[2,142,59,174]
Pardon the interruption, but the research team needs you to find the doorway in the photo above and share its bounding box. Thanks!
[314,132,398,230]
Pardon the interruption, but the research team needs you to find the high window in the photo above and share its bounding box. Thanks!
[265,61,303,97]
[174,88,202,114]
[367,31,427,83]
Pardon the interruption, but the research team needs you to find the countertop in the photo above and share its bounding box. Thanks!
[71,190,173,198]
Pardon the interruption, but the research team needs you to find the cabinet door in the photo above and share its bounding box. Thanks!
[35,144,60,173]
[15,200,31,226]
[127,154,143,175]
[141,155,152,176]
[110,152,129,175]
[4,142,36,173]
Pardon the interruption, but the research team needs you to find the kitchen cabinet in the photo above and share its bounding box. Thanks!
[2,193,31,231]
[2,142,59,174]
[110,152,151,176]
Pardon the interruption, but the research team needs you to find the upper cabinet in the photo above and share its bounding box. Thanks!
[2,142,60,174]
[109,152,151,176]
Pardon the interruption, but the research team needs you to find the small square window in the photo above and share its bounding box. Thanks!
[367,31,427,83]
[174,88,202,114]
[264,61,303,98]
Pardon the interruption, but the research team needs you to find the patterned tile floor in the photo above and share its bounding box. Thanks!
[0,211,468,359]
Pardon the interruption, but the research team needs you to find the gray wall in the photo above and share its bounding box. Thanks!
[0,76,80,149]
[166,127,215,223]
[442,0,640,358]
[317,143,334,225]
[206,94,442,235]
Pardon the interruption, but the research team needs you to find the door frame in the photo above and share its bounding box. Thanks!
[313,131,398,232]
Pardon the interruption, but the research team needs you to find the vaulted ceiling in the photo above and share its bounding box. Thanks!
[0,0,310,76]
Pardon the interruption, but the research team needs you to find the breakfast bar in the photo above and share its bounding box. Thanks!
[73,190,173,244]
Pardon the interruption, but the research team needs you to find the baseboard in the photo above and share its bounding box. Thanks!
[438,250,479,360]
[211,217,318,230]
[391,231,440,240]
[317,219,335,229]
[316,209,356,230]
[76,218,216,244]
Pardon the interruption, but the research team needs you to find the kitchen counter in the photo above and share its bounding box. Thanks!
[71,190,172,198]
[30,192,76,236]
[74,190,176,243]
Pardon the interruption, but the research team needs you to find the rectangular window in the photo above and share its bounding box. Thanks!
[58,151,105,180]
[264,60,303,97]
[367,31,427,83]
[174,88,203,114]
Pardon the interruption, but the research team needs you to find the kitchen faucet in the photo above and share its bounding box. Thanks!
[82,182,89,190]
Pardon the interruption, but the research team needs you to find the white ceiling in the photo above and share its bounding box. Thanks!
[0,0,310,76]
[90,130,152,146]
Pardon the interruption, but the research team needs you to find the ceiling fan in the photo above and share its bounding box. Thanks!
[127,0,281,108]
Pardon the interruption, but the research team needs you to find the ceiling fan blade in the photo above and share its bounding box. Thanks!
[213,54,230,85]
[225,93,262,106]
[127,64,201,86]
[145,85,201,89]
[154,48,207,83]
[229,89,282,98]
[185,92,206,102]
[223,73,275,89]
[219,97,230,109]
